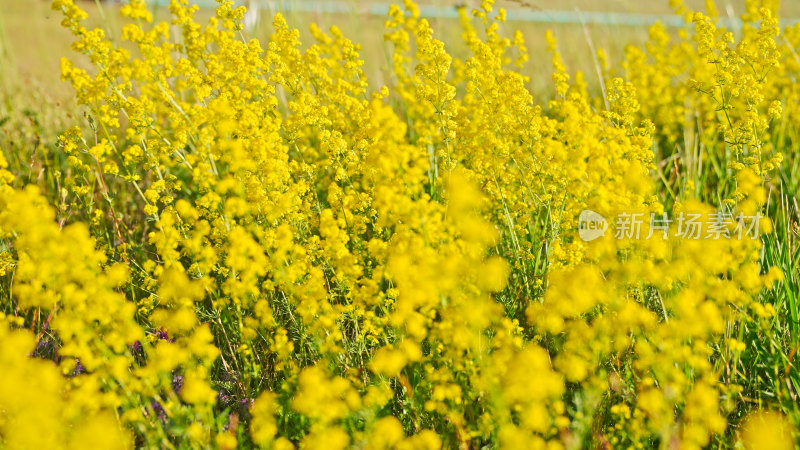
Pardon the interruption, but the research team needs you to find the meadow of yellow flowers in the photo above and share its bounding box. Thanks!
[0,0,799,448]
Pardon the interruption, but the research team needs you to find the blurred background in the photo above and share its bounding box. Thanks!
[2,0,800,118]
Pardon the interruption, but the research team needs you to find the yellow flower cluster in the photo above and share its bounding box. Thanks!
[0,0,797,448]
[622,1,787,180]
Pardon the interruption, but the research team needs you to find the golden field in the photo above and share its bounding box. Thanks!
[0,0,799,448]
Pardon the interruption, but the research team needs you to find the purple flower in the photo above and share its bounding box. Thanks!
[172,373,184,393]
[150,401,167,422]
[217,391,231,406]
[35,338,48,353]
[156,329,175,343]
[68,359,86,377]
